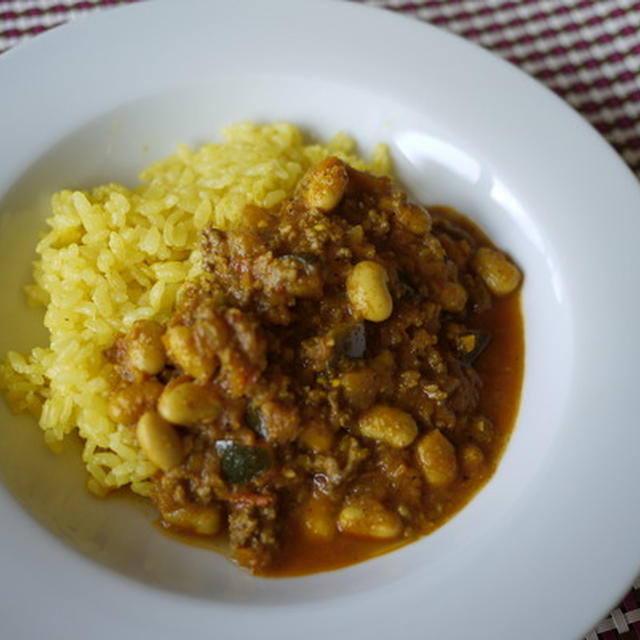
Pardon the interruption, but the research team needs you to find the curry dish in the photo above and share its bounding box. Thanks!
[106,157,523,575]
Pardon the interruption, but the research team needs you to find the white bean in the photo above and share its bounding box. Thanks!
[163,324,218,381]
[358,405,418,448]
[302,157,348,212]
[136,411,184,471]
[301,494,336,541]
[127,320,166,375]
[416,429,458,488]
[396,202,432,234]
[162,504,222,535]
[157,381,222,427]
[337,496,402,540]
[346,260,393,322]
[473,247,521,296]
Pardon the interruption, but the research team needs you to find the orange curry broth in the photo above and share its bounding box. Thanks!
[149,204,524,578]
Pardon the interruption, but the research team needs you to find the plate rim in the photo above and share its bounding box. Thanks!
[1,1,640,639]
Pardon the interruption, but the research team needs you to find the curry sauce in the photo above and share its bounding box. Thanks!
[106,158,524,576]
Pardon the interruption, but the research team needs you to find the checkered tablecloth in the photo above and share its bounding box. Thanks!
[1,1,639,638]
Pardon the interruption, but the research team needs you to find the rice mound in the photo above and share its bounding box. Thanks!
[0,122,390,497]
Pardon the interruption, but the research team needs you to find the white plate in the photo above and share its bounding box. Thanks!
[1,1,639,638]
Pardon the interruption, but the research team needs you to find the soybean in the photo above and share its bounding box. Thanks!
[157,381,222,427]
[358,405,418,448]
[346,260,393,322]
[473,247,521,296]
[302,156,348,212]
[136,411,184,471]
[416,429,458,488]
[337,496,402,540]
[126,320,166,375]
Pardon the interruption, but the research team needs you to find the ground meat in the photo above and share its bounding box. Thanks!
[106,157,523,575]
[228,502,279,573]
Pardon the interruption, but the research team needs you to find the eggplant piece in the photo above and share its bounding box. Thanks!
[331,322,367,362]
[455,330,491,365]
[245,404,267,438]
[215,441,272,484]
[430,210,475,244]
[397,271,420,300]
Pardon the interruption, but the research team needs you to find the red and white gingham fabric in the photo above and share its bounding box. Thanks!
[1,1,639,638]
[357,0,640,180]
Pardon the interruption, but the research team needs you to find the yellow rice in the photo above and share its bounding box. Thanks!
[0,122,390,497]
